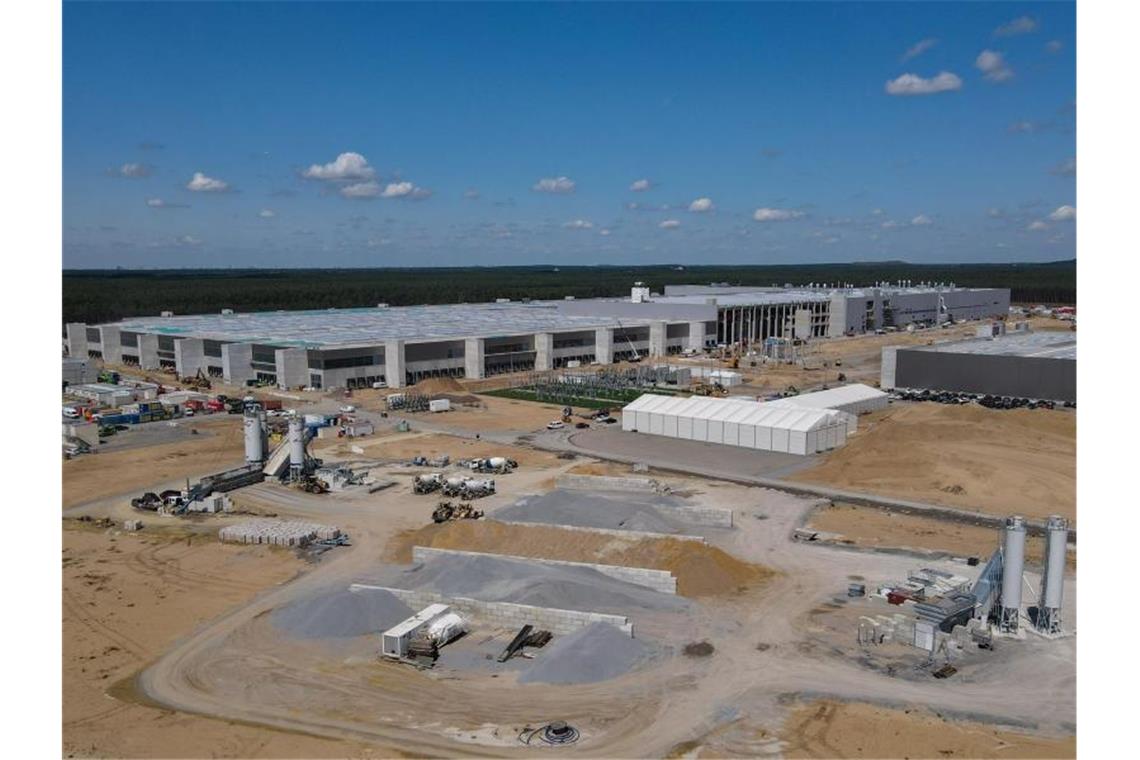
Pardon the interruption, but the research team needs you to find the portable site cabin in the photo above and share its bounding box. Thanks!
[621,394,847,455]
[380,602,452,659]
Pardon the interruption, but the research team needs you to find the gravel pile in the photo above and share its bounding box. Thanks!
[519,623,651,684]
[271,587,412,639]
[385,553,686,614]
[495,489,697,534]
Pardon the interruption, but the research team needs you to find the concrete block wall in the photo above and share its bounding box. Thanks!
[686,321,706,351]
[275,347,309,389]
[535,332,553,371]
[556,474,658,492]
[412,545,677,594]
[649,321,667,357]
[595,327,614,364]
[222,342,256,385]
[350,584,634,636]
[667,506,734,528]
[137,334,161,370]
[98,325,123,364]
[495,518,707,544]
[174,337,204,377]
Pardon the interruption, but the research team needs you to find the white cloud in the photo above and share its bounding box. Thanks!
[381,181,414,198]
[911,214,933,226]
[258,209,276,218]
[752,208,805,223]
[1045,40,1064,54]
[885,71,962,96]
[987,207,1006,219]
[463,188,480,200]
[146,198,166,208]
[629,178,652,192]
[175,235,202,246]
[688,197,714,213]
[976,50,1014,82]
[659,219,681,230]
[186,172,229,192]
[1051,157,1076,177]
[340,181,381,199]
[995,16,1038,37]
[871,208,885,216]
[1048,205,1076,222]
[563,219,594,230]
[302,152,375,181]
[1008,121,1037,133]
[116,162,152,178]
[1027,220,1049,231]
[902,38,938,62]
[533,176,576,194]
[881,220,901,229]
[599,228,612,236]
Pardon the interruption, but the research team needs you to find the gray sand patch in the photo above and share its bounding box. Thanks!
[271,587,412,639]
[519,622,652,684]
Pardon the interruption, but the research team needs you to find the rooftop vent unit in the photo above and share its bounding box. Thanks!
[160,310,174,318]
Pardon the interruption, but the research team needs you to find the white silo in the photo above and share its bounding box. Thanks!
[1036,515,1068,634]
[288,417,306,475]
[243,409,264,465]
[998,515,1026,633]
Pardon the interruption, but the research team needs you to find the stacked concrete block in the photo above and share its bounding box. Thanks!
[556,474,658,492]
[123,520,143,532]
[412,546,678,594]
[218,519,340,547]
[668,506,734,528]
[351,584,634,637]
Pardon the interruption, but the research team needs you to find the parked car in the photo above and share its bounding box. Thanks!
[339,404,357,414]
[546,420,565,430]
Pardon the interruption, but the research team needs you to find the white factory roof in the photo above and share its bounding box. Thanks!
[112,302,652,349]
[771,383,887,409]
[624,393,846,432]
[911,331,1076,361]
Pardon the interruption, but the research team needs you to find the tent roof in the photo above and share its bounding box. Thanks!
[775,383,886,409]
[624,393,845,431]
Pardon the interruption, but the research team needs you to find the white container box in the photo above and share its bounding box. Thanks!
[429,399,451,413]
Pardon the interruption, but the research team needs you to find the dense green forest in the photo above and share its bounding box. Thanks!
[62,261,1076,325]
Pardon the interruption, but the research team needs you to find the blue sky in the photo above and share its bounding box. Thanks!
[63,1,1076,268]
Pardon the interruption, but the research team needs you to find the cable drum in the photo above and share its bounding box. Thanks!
[519,721,580,747]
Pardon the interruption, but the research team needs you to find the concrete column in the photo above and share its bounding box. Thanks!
[98,326,123,365]
[274,347,309,389]
[174,338,205,378]
[648,321,667,358]
[138,334,161,371]
[535,332,553,371]
[686,321,706,351]
[595,327,614,364]
[66,323,87,358]
[384,340,406,388]
[464,337,486,380]
[221,342,256,386]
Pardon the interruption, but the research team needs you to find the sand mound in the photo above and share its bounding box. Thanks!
[387,520,772,598]
[271,588,412,639]
[791,403,1076,521]
[519,623,651,685]
[415,376,465,395]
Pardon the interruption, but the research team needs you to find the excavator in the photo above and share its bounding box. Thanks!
[693,382,728,397]
[180,368,212,391]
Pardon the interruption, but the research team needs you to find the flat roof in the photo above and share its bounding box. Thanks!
[112,302,651,349]
[908,331,1076,361]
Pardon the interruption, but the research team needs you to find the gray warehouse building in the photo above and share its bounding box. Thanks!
[65,282,1010,391]
[881,331,1076,403]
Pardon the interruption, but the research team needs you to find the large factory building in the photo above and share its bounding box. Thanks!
[881,331,1076,403]
[65,283,1010,390]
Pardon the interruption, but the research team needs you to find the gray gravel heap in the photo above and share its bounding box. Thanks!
[389,553,686,614]
[271,587,412,639]
[519,622,651,684]
[494,489,696,534]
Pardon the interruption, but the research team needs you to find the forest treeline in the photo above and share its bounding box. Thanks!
[63,261,1076,325]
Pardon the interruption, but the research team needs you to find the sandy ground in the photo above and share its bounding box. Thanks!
[790,403,1076,522]
[62,522,379,758]
[63,417,246,509]
[778,700,1075,759]
[807,502,1076,569]
[317,429,563,468]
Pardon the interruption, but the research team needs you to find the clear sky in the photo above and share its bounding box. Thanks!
[62,1,1076,268]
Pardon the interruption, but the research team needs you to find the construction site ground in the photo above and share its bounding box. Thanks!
[63,327,1076,758]
[789,402,1076,522]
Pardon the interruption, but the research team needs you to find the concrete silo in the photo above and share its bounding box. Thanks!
[1036,515,1068,634]
[998,515,1026,634]
[288,417,306,478]
[243,408,264,466]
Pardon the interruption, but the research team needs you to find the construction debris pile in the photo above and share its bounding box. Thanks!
[432,501,484,523]
[219,519,342,547]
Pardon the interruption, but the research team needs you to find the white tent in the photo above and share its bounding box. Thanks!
[766,383,887,436]
[622,394,848,455]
